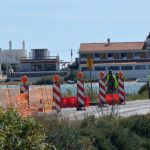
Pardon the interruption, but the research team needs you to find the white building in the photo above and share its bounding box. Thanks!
[0,41,27,74]
[79,33,150,79]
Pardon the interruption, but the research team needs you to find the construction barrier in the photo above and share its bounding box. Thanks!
[61,96,90,108]
[77,72,85,110]
[105,94,119,105]
[52,75,61,113]
[99,72,106,107]
[20,76,29,106]
[0,72,126,117]
[118,72,125,104]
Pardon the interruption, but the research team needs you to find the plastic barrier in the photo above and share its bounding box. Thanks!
[105,94,119,105]
[84,96,90,107]
[61,96,77,108]
[61,96,90,108]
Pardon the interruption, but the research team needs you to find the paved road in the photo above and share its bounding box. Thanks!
[58,99,150,120]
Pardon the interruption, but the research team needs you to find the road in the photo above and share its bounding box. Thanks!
[58,99,150,120]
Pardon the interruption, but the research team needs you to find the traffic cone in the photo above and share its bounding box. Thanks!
[50,101,58,114]
[38,99,44,116]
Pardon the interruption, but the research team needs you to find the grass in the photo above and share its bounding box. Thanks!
[1,104,150,149]
[35,114,150,150]
[126,91,148,101]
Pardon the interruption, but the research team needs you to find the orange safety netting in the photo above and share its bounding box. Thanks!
[0,85,53,117]
[29,85,53,113]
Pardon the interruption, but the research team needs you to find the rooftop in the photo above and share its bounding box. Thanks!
[80,42,145,52]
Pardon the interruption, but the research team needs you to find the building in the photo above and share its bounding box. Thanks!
[19,48,60,72]
[11,48,63,79]
[0,41,27,74]
[79,33,150,79]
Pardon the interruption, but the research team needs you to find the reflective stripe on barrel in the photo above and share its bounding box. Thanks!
[52,82,61,112]
[77,80,84,106]
[118,77,125,104]
[99,77,106,106]
[20,84,29,102]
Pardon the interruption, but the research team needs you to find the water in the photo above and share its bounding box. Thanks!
[0,82,145,95]
[61,82,146,95]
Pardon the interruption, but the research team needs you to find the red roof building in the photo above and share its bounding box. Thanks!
[79,33,150,79]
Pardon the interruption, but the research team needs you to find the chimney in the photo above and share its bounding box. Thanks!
[107,38,110,45]
[9,40,12,50]
[22,40,25,50]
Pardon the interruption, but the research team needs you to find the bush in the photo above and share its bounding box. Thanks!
[37,116,81,150]
[78,116,143,150]
[37,115,150,150]
[0,107,49,149]
[35,76,53,85]
[64,71,78,82]
[64,71,89,82]
[121,114,150,138]
[138,84,147,94]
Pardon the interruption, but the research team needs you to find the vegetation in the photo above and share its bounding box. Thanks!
[34,71,90,85]
[84,85,98,103]
[37,114,150,150]
[64,71,89,82]
[1,107,150,149]
[138,84,147,94]
[0,107,51,149]
[64,71,78,82]
[126,84,148,101]
[35,76,53,85]
[126,91,148,101]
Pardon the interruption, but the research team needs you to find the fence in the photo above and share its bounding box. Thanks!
[0,85,53,117]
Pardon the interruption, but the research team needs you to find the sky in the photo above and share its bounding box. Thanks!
[0,0,150,63]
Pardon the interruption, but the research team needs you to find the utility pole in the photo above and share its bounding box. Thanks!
[71,49,73,63]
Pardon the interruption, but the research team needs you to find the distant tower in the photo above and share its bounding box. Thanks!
[22,40,25,50]
[9,40,12,50]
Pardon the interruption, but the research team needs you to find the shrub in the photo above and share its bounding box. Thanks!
[35,76,53,85]
[138,84,147,94]
[0,107,48,149]
[36,115,148,150]
[64,71,78,82]
[64,71,89,82]
[36,115,81,150]
[79,116,143,150]
[121,114,150,138]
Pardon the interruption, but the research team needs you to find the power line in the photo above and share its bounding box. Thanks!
[51,49,78,53]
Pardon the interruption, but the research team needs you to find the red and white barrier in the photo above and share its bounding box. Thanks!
[99,72,106,107]
[77,79,85,107]
[20,84,29,95]
[20,76,29,106]
[52,75,61,113]
[118,72,125,104]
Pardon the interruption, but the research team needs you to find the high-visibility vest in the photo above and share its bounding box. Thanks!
[106,75,118,88]
[147,75,150,86]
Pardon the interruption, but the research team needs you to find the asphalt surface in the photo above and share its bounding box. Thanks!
[57,99,150,120]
